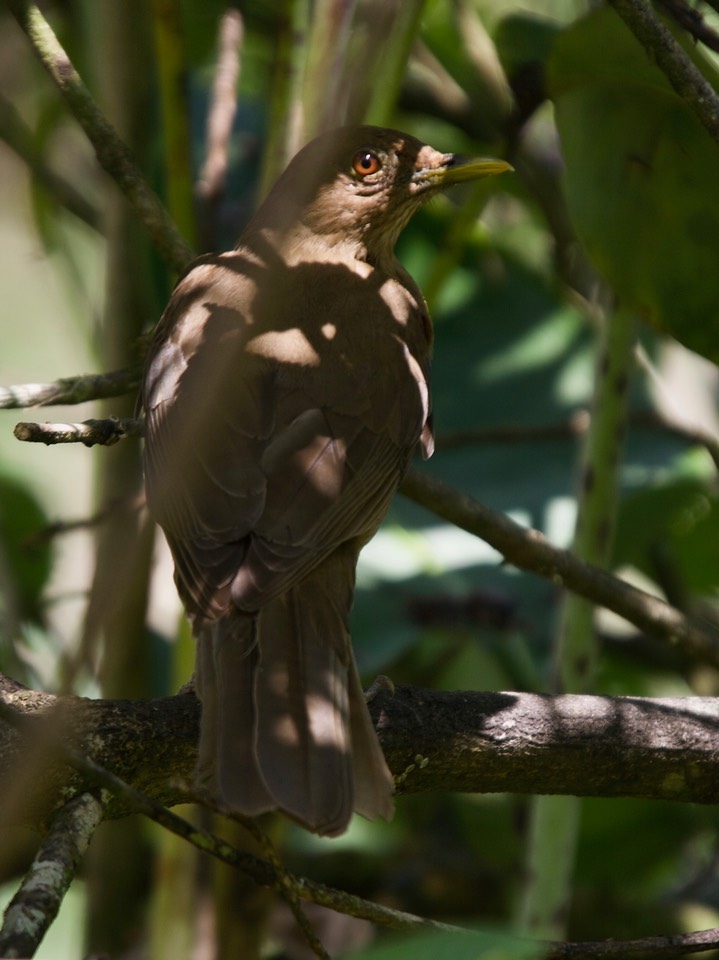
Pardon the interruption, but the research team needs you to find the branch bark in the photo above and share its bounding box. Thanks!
[4,675,719,832]
[0,793,103,958]
[6,0,194,273]
[0,366,141,409]
[4,677,719,958]
[606,0,719,145]
[14,416,143,446]
[400,468,719,668]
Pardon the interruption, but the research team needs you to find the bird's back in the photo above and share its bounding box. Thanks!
[142,238,432,622]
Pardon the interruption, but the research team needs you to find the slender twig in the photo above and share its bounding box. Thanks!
[6,0,194,273]
[400,468,719,667]
[10,400,719,473]
[547,928,719,959]
[0,94,101,230]
[0,793,103,958]
[234,816,330,960]
[58,749,719,959]
[0,366,141,409]
[280,891,330,960]
[606,0,719,145]
[13,417,143,446]
[57,743,463,939]
[24,507,119,545]
[10,411,719,667]
[439,413,591,448]
[656,0,719,54]
[452,0,513,131]
[654,413,719,471]
[23,496,143,547]
[440,408,719,472]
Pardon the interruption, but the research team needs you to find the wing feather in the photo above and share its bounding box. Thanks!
[142,249,431,620]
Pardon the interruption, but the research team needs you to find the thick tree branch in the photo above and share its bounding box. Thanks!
[0,677,196,827]
[400,468,719,667]
[4,677,719,834]
[370,685,719,804]
[4,677,719,956]
[5,679,719,956]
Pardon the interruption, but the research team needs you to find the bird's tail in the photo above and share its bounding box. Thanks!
[194,554,394,836]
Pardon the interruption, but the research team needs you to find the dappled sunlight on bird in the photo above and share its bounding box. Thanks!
[140,125,510,835]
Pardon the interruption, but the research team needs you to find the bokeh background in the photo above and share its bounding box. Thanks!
[1,1,719,957]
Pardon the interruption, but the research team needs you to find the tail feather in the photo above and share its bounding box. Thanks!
[196,616,275,814]
[254,589,354,834]
[193,551,394,836]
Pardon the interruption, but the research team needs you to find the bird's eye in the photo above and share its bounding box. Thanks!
[352,151,382,177]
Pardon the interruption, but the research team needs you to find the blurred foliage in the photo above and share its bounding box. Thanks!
[1,0,719,957]
[0,472,51,628]
[549,5,719,362]
[613,473,719,598]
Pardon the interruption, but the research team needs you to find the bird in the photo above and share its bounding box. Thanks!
[140,125,510,836]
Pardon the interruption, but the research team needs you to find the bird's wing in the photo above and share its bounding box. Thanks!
[142,252,430,619]
[142,255,273,617]
[229,404,409,610]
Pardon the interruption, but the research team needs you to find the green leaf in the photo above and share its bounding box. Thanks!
[548,7,719,362]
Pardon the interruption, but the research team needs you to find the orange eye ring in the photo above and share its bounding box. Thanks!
[352,150,382,177]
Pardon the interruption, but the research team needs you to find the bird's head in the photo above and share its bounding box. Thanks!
[248,126,512,267]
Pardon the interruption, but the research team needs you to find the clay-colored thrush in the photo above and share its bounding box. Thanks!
[141,126,510,836]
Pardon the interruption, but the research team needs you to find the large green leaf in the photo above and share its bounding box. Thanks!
[548,7,719,362]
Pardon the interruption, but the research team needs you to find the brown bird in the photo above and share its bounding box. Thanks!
[141,126,510,836]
